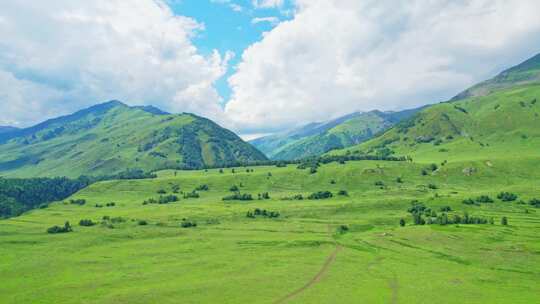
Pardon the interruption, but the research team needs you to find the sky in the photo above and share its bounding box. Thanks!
[1,0,540,138]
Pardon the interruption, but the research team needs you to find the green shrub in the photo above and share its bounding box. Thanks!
[497,192,518,202]
[181,220,197,228]
[222,193,253,201]
[338,190,349,196]
[47,221,73,234]
[79,219,95,227]
[195,184,209,191]
[69,199,86,206]
[138,220,148,226]
[307,191,333,200]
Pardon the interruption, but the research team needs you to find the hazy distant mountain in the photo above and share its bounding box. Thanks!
[0,101,267,177]
[250,108,421,160]
[0,126,18,135]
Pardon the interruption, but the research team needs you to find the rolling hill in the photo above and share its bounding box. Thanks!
[0,101,267,178]
[250,108,421,160]
[332,54,540,163]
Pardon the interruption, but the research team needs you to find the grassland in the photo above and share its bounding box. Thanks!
[1,159,539,303]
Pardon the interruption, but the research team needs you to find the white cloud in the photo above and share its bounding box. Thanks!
[0,0,228,127]
[252,0,284,9]
[251,17,280,26]
[225,0,540,133]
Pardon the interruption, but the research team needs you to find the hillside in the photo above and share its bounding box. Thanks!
[0,101,267,178]
[0,126,18,135]
[332,57,540,163]
[1,160,539,303]
[250,108,420,160]
[452,53,540,100]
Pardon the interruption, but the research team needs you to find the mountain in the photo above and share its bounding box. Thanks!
[0,101,267,178]
[250,108,421,160]
[452,53,540,100]
[332,53,540,162]
[0,126,18,135]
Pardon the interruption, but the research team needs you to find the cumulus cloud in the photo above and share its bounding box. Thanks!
[251,17,280,26]
[252,0,284,9]
[226,0,540,133]
[0,0,228,127]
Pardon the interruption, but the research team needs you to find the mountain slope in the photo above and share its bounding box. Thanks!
[0,126,18,135]
[332,62,540,163]
[452,53,540,100]
[0,101,267,177]
[250,108,421,160]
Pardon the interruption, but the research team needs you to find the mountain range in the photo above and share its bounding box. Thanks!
[250,107,421,160]
[332,53,540,162]
[0,101,266,178]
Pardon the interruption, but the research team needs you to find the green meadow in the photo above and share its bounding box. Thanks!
[1,159,539,303]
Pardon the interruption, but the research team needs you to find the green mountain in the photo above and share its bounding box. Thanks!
[452,53,540,100]
[250,108,421,160]
[333,53,540,162]
[0,101,267,178]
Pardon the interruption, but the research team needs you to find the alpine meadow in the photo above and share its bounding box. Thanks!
[1,1,540,304]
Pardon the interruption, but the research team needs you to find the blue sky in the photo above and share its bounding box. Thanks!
[167,0,294,103]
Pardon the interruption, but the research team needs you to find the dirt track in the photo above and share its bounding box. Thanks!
[274,244,342,304]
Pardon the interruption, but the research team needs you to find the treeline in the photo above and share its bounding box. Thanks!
[0,168,156,219]
[154,154,408,171]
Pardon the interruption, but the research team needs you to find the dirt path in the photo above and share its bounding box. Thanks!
[274,244,343,304]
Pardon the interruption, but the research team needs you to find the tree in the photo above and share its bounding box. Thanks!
[501,216,508,226]
[399,218,406,227]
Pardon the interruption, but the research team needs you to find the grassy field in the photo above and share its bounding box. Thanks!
[1,159,540,303]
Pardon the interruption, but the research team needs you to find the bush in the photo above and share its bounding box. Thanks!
[476,195,494,203]
[158,195,178,204]
[501,216,508,226]
[399,218,406,227]
[229,185,239,192]
[69,199,86,206]
[195,184,209,191]
[497,192,518,202]
[47,221,73,234]
[258,192,270,200]
[528,199,540,208]
[396,177,403,183]
[462,198,475,205]
[439,206,452,212]
[137,220,148,226]
[222,193,253,201]
[183,191,200,199]
[307,191,333,200]
[336,225,349,234]
[180,220,197,228]
[106,202,116,207]
[282,194,304,201]
[247,208,280,218]
[428,184,438,190]
[374,181,384,187]
[338,190,349,196]
[157,189,167,194]
[79,219,96,227]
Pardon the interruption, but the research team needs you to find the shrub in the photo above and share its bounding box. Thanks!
[399,218,406,227]
[106,202,116,207]
[181,220,197,228]
[79,219,96,227]
[462,198,475,205]
[229,185,239,192]
[336,225,349,234]
[258,192,270,200]
[428,184,438,190]
[439,206,452,212]
[137,220,148,226]
[497,192,518,202]
[396,177,403,183]
[307,191,333,200]
[69,199,86,206]
[195,184,209,191]
[501,216,508,226]
[222,193,253,201]
[338,190,349,196]
[528,199,540,208]
[476,195,494,203]
[158,195,178,204]
[47,221,73,234]
[157,189,167,194]
[309,167,318,174]
[374,181,384,187]
[171,185,180,193]
[330,179,336,184]
[247,208,280,218]
[421,169,428,176]
[183,191,200,199]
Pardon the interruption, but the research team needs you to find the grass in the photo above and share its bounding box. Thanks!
[1,159,539,303]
